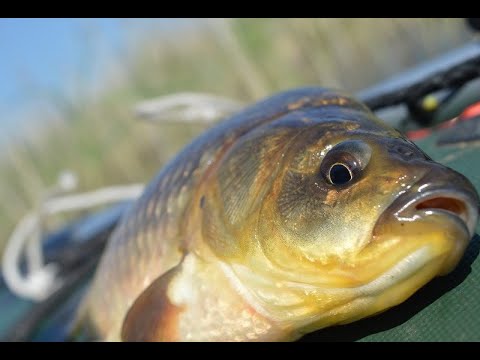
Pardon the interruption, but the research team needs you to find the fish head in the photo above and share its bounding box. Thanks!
[201,96,479,337]
[266,131,479,274]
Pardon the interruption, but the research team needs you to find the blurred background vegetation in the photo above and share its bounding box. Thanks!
[0,18,474,255]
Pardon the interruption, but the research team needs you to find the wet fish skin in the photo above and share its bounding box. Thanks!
[73,87,479,341]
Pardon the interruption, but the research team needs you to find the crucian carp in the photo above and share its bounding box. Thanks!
[72,87,479,342]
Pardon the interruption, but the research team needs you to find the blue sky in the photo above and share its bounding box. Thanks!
[0,18,190,139]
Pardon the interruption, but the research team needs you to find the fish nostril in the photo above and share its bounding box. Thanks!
[415,197,468,223]
[397,147,413,157]
[387,142,426,161]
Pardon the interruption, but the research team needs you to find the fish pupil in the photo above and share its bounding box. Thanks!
[329,163,352,185]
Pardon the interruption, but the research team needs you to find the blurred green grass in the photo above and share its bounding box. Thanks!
[0,18,472,254]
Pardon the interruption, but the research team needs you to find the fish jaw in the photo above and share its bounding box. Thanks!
[295,243,451,336]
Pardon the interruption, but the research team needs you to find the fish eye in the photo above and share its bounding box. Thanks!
[328,163,353,185]
[320,140,371,187]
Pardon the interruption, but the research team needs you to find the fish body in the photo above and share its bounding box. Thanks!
[74,87,479,341]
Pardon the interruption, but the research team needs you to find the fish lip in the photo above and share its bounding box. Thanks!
[388,188,478,239]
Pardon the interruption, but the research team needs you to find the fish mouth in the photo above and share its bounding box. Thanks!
[391,189,478,239]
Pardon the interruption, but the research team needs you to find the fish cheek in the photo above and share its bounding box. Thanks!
[255,168,350,271]
[276,170,335,241]
[270,166,382,261]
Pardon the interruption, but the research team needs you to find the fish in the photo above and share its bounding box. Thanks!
[72,87,479,341]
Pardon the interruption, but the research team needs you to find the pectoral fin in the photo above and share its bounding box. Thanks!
[121,264,183,342]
